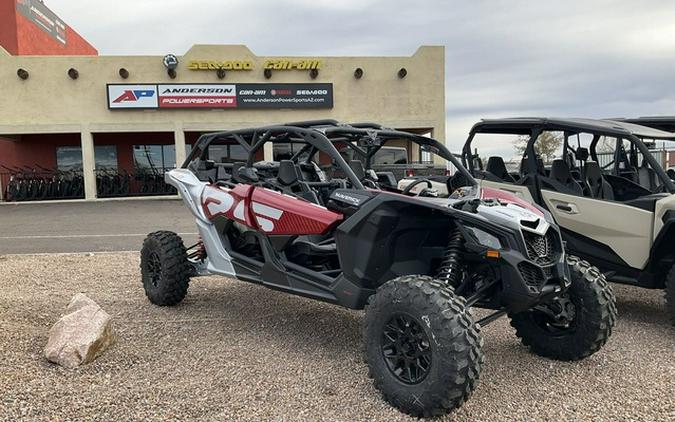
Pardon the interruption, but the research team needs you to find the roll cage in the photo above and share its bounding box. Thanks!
[462,117,675,194]
[185,120,476,190]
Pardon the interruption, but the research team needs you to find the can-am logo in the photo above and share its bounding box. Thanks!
[113,90,155,103]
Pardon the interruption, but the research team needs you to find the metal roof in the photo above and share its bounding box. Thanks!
[471,117,675,139]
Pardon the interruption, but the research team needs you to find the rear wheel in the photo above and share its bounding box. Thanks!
[363,275,483,418]
[510,255,617,361]
[664,264,675,325]
[140,231,190,306]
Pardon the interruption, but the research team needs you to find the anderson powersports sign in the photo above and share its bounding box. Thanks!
[106,83,333,110]
[16,0,67,45]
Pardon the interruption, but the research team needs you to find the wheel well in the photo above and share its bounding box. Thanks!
[648,221,675,288]
[336,199,455,289]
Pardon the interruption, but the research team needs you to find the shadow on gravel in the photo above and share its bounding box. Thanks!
[615,296,669,326]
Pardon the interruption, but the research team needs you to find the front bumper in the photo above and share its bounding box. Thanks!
[495,248,570,313]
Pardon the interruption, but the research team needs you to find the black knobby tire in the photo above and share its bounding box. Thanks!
[140,231,191,306]
[363,275,484,418]
[510,255,617,361]
[664,264,675,325]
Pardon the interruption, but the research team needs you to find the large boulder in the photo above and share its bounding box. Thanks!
[44,293,114,369]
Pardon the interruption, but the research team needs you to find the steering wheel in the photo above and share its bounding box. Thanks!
[403,179,432,195]
[363,179,379,189]
[449,172,470,192]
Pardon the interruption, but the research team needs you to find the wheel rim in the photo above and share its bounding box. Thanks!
[532,294,578,335]
[147,252,162,288]
[381,313,432,384]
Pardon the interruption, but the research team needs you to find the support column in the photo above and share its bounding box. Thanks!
[174,124,186,167]
[80,128,97,201]
[263,142,274,162]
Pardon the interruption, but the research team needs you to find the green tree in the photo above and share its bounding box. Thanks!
[514,132,562,163]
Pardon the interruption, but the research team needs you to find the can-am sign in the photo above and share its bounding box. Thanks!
[107,83,333,110]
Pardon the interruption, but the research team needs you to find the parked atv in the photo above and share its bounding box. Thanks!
[457,117,675,323]
[141,120,616,417]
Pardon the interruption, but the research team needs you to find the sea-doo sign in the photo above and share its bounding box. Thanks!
[107,84,333,110]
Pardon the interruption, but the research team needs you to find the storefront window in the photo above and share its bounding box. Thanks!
[56,147,83,171]
[94,145,118,170]
[133,144,192,171]
[274,142,313,161]
[207,144,247,163]
[134,145,165,172]
[56,145,118,171]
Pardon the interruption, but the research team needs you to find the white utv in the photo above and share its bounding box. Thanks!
[453,118,675,323]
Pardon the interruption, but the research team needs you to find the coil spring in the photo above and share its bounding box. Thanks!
[435,227,464,287]
[187,236,207,261]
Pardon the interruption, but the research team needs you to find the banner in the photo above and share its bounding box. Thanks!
[236,84,333,109]
[16,0,67,45]
[107,83,333,110]
[157,84,237,108]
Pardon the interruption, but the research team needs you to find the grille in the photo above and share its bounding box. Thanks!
[517,262,555,288]
[522,230,556,265]
[518,262,545,288]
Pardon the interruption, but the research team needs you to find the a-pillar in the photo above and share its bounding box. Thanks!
[264,142,273,161]
[80,128,97,201]
[174,125,186,167]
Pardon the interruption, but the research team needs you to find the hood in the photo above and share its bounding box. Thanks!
[476,187,549,235]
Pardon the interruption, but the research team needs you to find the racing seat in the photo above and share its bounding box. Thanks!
[637,159,658,191]
[276,160,321,204]
[349,160,366,180]
[545,159,583,195]
[520,155,546,177]
[486,156,516,183]
[349,160,379,188]
[583,161,614,200]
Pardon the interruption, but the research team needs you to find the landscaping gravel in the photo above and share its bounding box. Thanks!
[0,252,673,421]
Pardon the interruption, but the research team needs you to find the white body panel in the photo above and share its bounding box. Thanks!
[165,169,235,276]
[540,189,653,269]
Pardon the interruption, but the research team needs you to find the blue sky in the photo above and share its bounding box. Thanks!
[49,0,675,158]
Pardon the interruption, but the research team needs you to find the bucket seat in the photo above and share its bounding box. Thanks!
[583,161,614,200]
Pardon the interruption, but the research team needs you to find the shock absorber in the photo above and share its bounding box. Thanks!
[436,227,464,287]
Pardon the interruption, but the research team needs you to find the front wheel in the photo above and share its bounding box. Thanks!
[140,231,191,306]
[363,275,484,418]
[510,255,617,361]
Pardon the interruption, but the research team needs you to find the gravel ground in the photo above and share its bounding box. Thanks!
[0,252,674,422]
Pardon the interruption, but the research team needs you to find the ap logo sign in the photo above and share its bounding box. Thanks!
[107,85,158,109]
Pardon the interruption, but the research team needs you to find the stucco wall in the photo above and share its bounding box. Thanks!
[0,44,445,199]
[0,45,444,138]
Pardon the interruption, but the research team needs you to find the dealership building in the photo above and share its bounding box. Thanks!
[0,0,445,202]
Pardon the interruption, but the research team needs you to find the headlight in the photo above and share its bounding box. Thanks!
[466,226,502,249]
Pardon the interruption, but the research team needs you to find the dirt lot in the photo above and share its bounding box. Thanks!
[0,252,674,421]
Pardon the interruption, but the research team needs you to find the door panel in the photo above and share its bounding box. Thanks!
[479,180,535,203]
[541,190,653,269]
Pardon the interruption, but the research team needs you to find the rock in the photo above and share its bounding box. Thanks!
[44,294,114,369]
[65,292,99,314]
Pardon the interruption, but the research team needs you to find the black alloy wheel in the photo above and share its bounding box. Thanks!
[381,313,432,384]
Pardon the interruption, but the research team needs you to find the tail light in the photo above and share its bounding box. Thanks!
[406,169,414,177]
